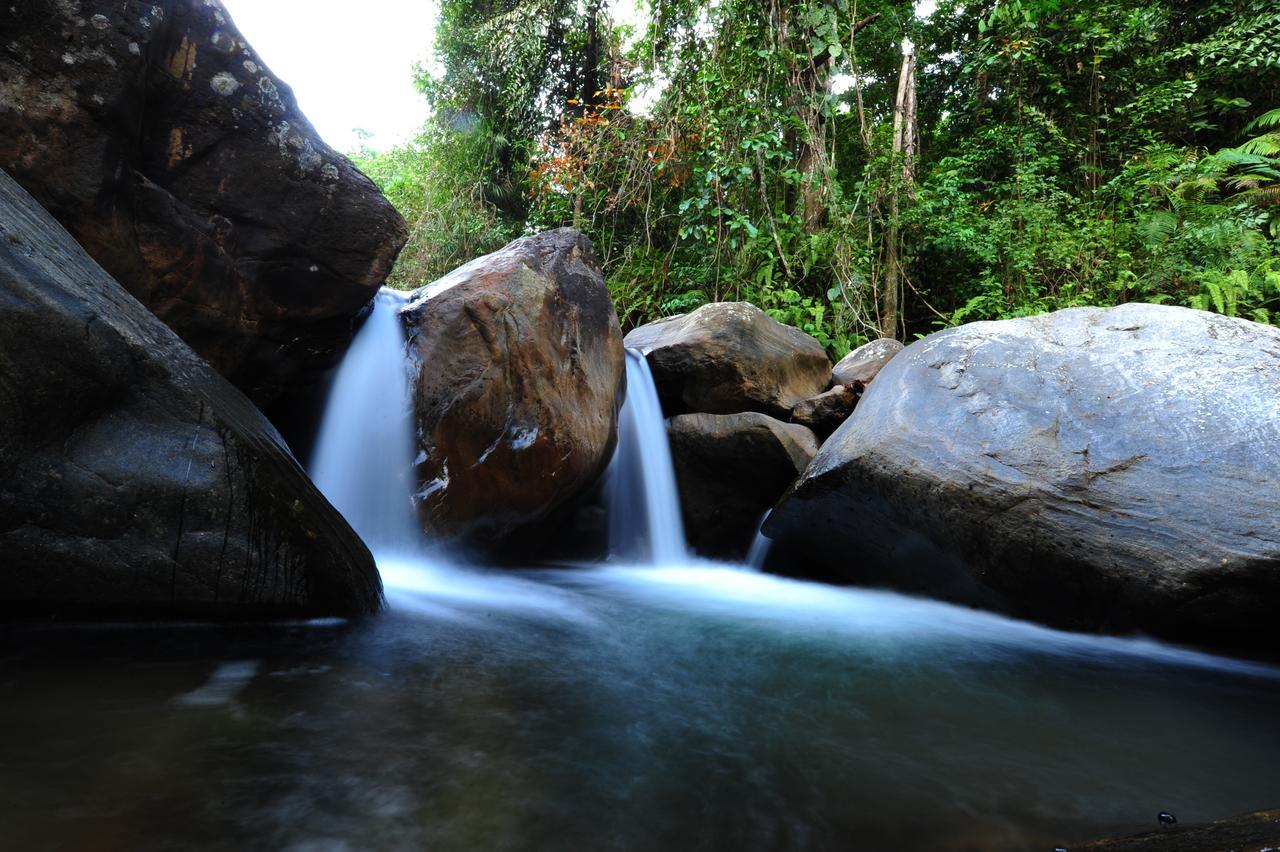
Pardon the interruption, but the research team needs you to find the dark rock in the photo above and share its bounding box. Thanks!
[766,304,1280,649]
[832,337,903,387]
[667,412,818,559]
[0,170,381,618]
[1076,807,1280,850]
[402,229,625,554]
[624,302,832,418]
[0,0,408,405]
[790,384,861,440]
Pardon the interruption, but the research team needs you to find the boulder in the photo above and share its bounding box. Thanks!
[624,302,831,418]
[832,337,903,387]
[667,412,818,558]
[0,1,407,405]
[402,229,625,553]
[790,384,860,440]
[766,304,1280,649]
[0,170,381,618]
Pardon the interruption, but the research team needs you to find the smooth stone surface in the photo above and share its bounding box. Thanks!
[667,412,818,558]
[832,337,903,388]
[767,304,1280,649]
[789,384,860,440]
[0,0,407,404]
[0,170,381,618]
[402,229,625,554]
[624,301,831,418]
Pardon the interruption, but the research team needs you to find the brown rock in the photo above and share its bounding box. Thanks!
[402,229,625,554]
[667,412,818,558]
[1076,807,1280,851]
[624,302,832,418]
[832,338,903,387]
[0,1,408,404]
[790,384,861,440]
[0,169,381,618]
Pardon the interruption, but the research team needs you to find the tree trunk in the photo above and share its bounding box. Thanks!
[882,40,916,340]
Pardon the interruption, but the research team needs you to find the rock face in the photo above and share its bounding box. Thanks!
[624,302,832,418]
[402,229,625,553]
[832,337,903,387]
[790,384,861,440]
[767,304,1280,648]
[0,1,408,405]
[0,171,381,618]
[667,413,818,558]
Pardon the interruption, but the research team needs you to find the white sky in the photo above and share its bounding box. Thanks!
[220,0,436,152]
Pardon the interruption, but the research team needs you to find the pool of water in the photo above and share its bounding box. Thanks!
[3,560,1279,851]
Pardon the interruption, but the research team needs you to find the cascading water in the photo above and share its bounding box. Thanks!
[744,511,773,570]
[309,288,420,557]
[607,349,689,565]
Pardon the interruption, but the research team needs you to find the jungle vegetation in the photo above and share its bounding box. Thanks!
[353,0,1280,353]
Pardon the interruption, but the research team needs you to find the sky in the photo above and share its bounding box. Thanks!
[220,0,436,152]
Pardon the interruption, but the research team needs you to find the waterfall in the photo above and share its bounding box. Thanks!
[607,349,689,565]
[745,511,772,571]
[309,289,420,557]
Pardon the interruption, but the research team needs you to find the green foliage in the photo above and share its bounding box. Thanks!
[356,0,1280,342]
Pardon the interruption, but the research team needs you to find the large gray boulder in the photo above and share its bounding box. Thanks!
[0,170,381,618]
[624,302,831,418]
[0,1,407,405]
[766,304,1280,648]
[668,412,818,558]
[402,229,625,555]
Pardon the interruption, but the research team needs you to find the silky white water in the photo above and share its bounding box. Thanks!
[309,288,421,556]
[606,349,689,565]
[745,511,773,570]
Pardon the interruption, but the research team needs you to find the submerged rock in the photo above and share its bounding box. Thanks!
[1075,807,1280,850]
[667,412,818,559]
[767,304,1280,648]
[402,229,625,554]
[832,337,903,387]
[0,1,407,405]
[0,171,381,618]
[624,302,831,418]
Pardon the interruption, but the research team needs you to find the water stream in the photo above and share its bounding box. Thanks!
[5,290,1279,850]
[606,348,689,565]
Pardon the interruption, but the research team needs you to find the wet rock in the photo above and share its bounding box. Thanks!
[0,170,381,618]
[0,1,407,405]
[624,302,832,418]
[667,412,818,559]
[766,304,1280,649]
[790,384,861,440]
[1075,807,1280,850]
[832,337,903,387]
[402,229,625,554]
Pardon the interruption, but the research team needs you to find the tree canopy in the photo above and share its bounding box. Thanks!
[355,0,1280,353]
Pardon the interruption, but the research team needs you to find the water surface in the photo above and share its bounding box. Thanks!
[3,561,1278,852]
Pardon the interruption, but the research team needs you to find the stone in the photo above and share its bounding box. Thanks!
[402,229,625,554]
[1076,807,1280,851]
[790,384,861,440]
[0,1,408,405]
[0,170,381,618]
[667,412,818,559]
[766,304,1280,649]
[624,301,832,418]
[832,337,903,387]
